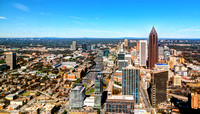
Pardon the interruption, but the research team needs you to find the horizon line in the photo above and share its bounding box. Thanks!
[0,37,199,39]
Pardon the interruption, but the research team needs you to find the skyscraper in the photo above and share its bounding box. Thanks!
[6,52,16,70]
[139,40,147,66]
[94,73,103,108]
[82,44,87,50]
[150,70,168,108]
[148,26,158,69]
[122,65,140,103]
[72,41,76,50]
[118,60,128,71]
[124,39,128,49]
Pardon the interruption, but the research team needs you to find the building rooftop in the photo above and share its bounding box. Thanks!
[107,95,134,101]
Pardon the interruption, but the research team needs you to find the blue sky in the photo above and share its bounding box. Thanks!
[0,0,200,38]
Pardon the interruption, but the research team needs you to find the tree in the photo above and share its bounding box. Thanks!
[97,109,100,114]
[62,110,67,114]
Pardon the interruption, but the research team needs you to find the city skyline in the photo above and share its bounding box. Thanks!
[0,0,200,38]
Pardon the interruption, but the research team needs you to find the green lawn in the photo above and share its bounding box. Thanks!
[83,83,88,87]
[21,91,31,96]
[86,88,94,95]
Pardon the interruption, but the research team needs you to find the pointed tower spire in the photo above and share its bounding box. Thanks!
[150,25,157,35]
[148,25,158,69]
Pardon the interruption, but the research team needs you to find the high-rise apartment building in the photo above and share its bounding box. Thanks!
[148,26,158,69]
[150,71,168,108]
[94,73,103,108]
[72,41,76,50]
[6,52,16,70]
[69,83,86,109]
[122,65,140,103]
[139,40,147,66]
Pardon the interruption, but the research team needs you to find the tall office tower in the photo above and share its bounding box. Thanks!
[6,52,16,70]
[118,50,125,61]
[122,65,140,103]
[125,54,132,65]
[118,60,128,71]
[139,40,147,66]
[69,84,86,109]
[150,71,168,108]
[94,73,103,108]
[136,41,140,53]
[82,44,87,50]
[124,39,128,49]
[72,41,76,50]
[148,26,158,69]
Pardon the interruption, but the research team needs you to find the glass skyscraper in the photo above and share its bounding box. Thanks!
[94,73,103,109]
[122,65,140,104]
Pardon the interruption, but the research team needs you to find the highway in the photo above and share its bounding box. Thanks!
[168,94,188,101]
[82,57,104,85]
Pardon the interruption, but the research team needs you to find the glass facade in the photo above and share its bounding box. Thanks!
[122,67,140,104]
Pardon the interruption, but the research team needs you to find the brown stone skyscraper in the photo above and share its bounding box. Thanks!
[148,26,158,69]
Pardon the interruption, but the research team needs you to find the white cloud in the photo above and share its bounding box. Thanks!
[69,16,85,20]
[14,3,29,12]
[180,27,200,32]
[0,17,7,19]
[73,20,84,25]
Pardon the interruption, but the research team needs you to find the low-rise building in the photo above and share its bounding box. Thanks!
[106,95,134,114]
[5,94,17,101]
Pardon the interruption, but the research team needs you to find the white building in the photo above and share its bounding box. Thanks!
[72,41,76,50]
[84,97,94,107]
[139,40,147,66]
[125,54,132,65]
[173,74,182,86]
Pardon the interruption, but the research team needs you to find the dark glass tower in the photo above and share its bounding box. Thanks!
[148,26,158,69]
[150,71,168,108]
[82,44,87,50]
